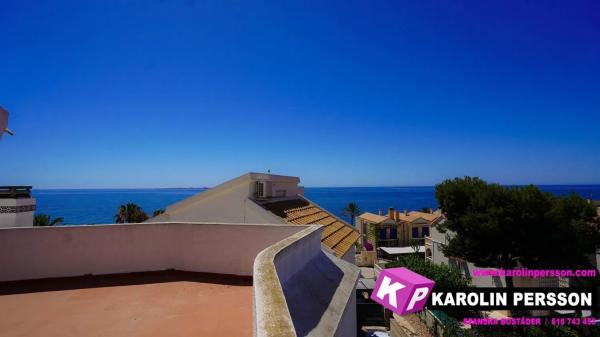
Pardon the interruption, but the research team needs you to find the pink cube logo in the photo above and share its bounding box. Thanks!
[371,267,435,315]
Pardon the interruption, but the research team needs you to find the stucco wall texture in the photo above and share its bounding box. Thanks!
[0,222,304,281]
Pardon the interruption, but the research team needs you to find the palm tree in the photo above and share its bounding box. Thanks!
[342,202,361,226]
[152,209,165,217]
[34,214,64,226]
[114,203,148,223]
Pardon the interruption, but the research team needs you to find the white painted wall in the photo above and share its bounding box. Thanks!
[0,222,306,281]
[254,226,359,337]
[428,226,506,288]
[341,245,356,264]
[148,177,283,224]
[0,198,35,228]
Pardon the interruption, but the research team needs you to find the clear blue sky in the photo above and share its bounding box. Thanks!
[1,1,599,188]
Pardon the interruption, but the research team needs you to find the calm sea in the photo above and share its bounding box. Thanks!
[33,185,600,225]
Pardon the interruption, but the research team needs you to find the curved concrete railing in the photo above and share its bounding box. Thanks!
[253,225,360,337]
[0,222,306,282]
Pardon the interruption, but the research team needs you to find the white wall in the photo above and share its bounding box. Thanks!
[148,178,282,224]
[428,226,506,288]
[267,180,301,198]
[254,226,359,337]
[0,198,35,228]
[0,222,306,282]
[341,245,356,264]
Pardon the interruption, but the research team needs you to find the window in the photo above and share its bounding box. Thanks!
[379,228,387,239]
[390,228,397,239]
[422,226,429,237]
[412,227,419,238]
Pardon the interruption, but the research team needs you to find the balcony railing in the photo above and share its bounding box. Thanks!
[376,239,399,247]
[0,186,32,199]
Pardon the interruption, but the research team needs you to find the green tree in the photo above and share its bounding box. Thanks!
[33,214,64,226]
[114,203,148,223]
[385,254,471,289]
[342,202,361,226]
[152,209,165,217]
[435,177,599,287]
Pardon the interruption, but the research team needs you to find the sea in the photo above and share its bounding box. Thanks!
[32,185,600,225]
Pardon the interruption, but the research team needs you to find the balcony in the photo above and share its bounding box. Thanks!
[376,238,399,247]
[0,186,32,199]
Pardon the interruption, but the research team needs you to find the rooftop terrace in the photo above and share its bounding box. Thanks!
[0,271,252,337]
[0,222,359,337]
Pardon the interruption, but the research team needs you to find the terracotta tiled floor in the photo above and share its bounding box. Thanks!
[0,271,253,337]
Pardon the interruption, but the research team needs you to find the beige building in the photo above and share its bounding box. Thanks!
[0,186,36,228]
[357,207,443,250]
[148,172,360,262]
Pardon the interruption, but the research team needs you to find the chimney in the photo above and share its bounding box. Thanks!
[395,210,401,220]
[404,209,408,216]
[378,209,382,216]
[388,207,395,220]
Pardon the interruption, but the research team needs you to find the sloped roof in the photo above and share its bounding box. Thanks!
[394,210,443,224]
[260,198,360,258]
[357,212,389,224]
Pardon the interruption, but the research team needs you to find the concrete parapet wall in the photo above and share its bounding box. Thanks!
[254,225,360,337]
[0,222,305,281]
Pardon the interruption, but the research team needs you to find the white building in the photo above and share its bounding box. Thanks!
[426,225,569,289]
[0,186,36,228]
[425,225,506,288]
[148,172,360,262]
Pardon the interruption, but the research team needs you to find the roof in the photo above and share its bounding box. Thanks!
[260,198,360,258]
[359,210,444,225]
[0,270,253,337]
[150,172,302,221]
[358,212,389,224]
[394,210,443,223]
[379,246,425,255]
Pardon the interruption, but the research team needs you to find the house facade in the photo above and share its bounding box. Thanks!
[357,207,443,250]
[148,172,360,262]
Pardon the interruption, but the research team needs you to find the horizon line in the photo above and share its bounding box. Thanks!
[28,183,600,190]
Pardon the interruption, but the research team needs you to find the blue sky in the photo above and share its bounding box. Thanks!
[1,1,599,188]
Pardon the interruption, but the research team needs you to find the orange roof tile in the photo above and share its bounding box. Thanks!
[260,199,359,258]
[358,212,389,224]
[390,210,444,224]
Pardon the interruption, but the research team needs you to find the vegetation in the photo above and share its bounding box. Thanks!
[342,202,361,226]
[33,214,64,226]
[435,177,599,287]
[385,254,471,289]
[420,207,433,213]
[443,317,584,337]
[152,209,165,217]
[114,203,148,223]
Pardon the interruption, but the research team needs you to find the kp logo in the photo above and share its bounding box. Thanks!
[371,267,435,315]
